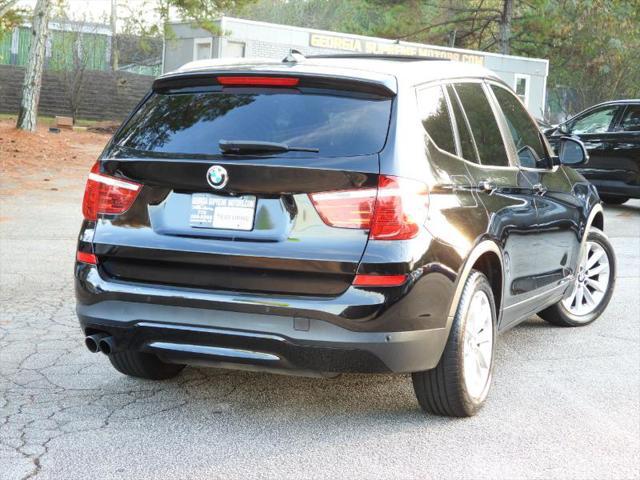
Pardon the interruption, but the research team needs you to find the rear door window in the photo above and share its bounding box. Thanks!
[620,105,640,132]
[446,85,479,163]
[416,85,456,155]
[453,83,510,167]
[115,89,393,157]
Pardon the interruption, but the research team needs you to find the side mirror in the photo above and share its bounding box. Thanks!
[557,136,589,166]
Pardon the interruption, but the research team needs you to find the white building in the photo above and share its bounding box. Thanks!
[163,16,549,117]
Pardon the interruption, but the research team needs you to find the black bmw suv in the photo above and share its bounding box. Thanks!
[76,55,616,417]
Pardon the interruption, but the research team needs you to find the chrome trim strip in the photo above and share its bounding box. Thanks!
[503,280,571,311]
[148,342,281,362]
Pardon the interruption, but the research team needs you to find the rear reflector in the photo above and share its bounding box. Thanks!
[217,76,299,87]
[353,274,408,287]
[309,175,429,240]
[82,162,141,221]
[76,251,97,265]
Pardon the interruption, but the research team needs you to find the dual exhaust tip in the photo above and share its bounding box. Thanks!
[85,333,117,355]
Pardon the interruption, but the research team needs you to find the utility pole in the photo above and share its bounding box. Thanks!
[16,0,51,131]
[110,0,118,70]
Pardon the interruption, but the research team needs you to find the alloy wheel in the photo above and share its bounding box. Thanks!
[463,291,493,400]
[562,241,611,317]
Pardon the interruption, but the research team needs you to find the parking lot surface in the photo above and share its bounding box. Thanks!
[1,130,639,479]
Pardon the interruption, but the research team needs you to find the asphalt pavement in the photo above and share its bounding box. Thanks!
[1,176,638,480]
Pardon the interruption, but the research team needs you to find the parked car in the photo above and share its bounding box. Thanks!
[545,99,640,204]
[75,55,616,417]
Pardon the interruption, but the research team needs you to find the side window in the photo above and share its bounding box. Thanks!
[453,83,509,167]
[446,85,479,163]
[491,85,548,169]
[514,74,530,106]
[417,85,456,155]
[620,105,640,132]
[569,106,619,134]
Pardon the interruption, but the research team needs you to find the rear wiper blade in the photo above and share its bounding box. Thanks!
[219,140,319,154]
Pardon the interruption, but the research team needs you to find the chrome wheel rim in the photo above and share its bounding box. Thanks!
[562,241,610,317]
[463,291,493,400]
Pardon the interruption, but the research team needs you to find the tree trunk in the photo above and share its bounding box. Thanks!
[16,0,51,132]
[110,0,118,70]
[499,0,514,55]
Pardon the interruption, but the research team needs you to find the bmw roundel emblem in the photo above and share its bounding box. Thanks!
[206,165,228,190]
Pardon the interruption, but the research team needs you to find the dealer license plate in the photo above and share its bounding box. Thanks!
[189,193,256,231]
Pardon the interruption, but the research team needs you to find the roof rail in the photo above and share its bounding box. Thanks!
[282,49,306,63]
[306,54,449,62]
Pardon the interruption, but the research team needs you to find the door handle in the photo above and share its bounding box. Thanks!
[533,183,547,195]
[478,180,497,193]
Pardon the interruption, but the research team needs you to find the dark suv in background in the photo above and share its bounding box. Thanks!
[75,55,615,417]
[545,99,640,204]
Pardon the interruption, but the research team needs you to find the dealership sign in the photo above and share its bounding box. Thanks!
[309,33,485,65]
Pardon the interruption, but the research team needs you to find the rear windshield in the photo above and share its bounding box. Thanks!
[115,89,393,157]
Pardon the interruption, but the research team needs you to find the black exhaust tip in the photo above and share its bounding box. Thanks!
[98,336,116,355]
[85,333,108,353]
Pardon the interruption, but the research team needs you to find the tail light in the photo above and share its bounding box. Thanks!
[309,175,429,240]
[82,162,142,221]
[369,176,429,240]
[309,188,377,229]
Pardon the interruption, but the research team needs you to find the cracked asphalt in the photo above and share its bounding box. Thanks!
[1,167,639,479]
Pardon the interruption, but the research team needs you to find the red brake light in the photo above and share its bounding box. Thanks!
[353,274,408,287]
[217,76,299,87]
[82,162,142,221]
[308,175,428,240]
[76,251,97,265]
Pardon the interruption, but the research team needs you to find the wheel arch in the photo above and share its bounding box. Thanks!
[446,240,504,323]
[591,209,604,232]
[582,203,605,247]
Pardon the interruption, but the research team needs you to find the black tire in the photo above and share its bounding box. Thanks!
[412,271,496,417]
[108,350,186,380]
[600,195,629,205]
[538,227,616,327]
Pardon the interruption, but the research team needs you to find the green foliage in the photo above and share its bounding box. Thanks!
[517,0,640,114]
[0,5,24,39]
[123,0,256,38]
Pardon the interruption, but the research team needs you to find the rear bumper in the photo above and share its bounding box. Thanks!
[78,300,447,374]
[76,265,451,374]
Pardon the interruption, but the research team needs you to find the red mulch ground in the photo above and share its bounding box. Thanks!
[0,118,111,197]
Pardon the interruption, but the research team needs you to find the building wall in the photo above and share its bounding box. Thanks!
[0,65,153,121]
[485,56,548,118]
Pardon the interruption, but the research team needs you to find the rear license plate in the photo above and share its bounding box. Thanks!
[189,193,256,231]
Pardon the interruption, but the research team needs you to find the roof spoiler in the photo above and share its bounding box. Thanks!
[153,71,397,96]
